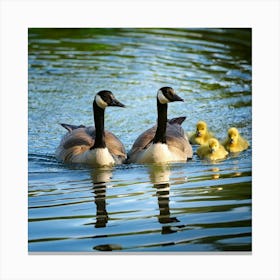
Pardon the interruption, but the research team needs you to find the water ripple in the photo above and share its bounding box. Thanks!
[28,28,251,252]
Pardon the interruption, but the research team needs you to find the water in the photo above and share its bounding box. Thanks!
[28,28,252,252]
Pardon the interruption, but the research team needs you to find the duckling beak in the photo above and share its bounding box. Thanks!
[110,98,125,108]
[210,148,215,153]
[229,138,234,144]
[171,94,184,102]
[196,131,201,137]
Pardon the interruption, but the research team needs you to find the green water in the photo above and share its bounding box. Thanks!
[28,28,252,252]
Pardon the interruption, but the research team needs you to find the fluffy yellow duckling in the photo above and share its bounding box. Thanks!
[197,138,228,161]
[222,127,249,153]
[189,121,214,145]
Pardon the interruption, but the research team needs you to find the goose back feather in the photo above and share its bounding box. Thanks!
[128,117,193,163]
[56,125,126,164]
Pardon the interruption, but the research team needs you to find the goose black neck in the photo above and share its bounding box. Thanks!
[91,101,106,149]
[153,100,167,144]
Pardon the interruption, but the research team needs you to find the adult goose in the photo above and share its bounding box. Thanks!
[127,87,193,164]
[55,90,126,166]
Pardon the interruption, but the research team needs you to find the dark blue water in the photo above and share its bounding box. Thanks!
[28,28,252,252]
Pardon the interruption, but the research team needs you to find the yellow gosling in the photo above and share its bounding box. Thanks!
[197,138,228,161]
[223,127,249,153]
[189,121,214,145]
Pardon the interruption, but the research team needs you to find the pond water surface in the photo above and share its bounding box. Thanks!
[28,28,252,252]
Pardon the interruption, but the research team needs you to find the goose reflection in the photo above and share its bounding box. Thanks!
[90,167,112,228]
[149,164,180,234]
[90,168,124,251]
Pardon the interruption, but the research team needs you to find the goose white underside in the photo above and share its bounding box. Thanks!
[136,143,186,164]
[68,147,115,166]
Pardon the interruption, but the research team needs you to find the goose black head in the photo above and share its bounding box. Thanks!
[157,87,184,104]
[95,90,125,109]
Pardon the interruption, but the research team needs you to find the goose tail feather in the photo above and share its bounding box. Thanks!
[60,123,86,132]
[168,116,186,125]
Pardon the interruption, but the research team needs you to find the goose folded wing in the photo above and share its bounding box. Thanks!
[166,123,193,156]
[105,131,126,158]
[62,128,94,149]
[129,126,157,153]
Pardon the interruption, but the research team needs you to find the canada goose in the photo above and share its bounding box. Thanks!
[55,90,126,166]
[127,87,193,164]
[197,138,228,161]
[189,121,214,145]
[222,127,249,153]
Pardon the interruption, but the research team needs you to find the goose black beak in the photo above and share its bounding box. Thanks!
[171,94,184,102]
[110,99,125,108]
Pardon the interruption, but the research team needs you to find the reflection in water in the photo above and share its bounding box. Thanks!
[149,164,182,234]
[232,159,243,177]
[91,168,112,228]
[211,167,220,180]
[149,164,171,185]
[28,28,252,252]
[208,160,243,180]
[94,244,123,251]
[91,168,123,251]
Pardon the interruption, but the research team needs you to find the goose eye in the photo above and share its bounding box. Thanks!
[167,91,174,99]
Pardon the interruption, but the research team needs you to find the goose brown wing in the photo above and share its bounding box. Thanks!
[127,127,156,163]
[55,127,94,162]
[104,131,126,158]
[166,121,193,158]
[62,127,94,149]
[61,126,125,157]
[128,125,157,155]
[57,125,126,162]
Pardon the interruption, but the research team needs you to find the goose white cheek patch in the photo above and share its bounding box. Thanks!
[157,90,169,104]
[95,95,108,109]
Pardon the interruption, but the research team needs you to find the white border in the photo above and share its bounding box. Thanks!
[1,0,279,280]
